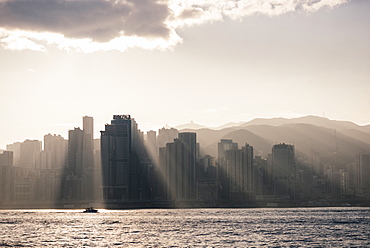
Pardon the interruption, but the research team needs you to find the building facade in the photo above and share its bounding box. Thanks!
[217,139,238,200]
[355,152,370,195]
[272,143,296,199]
[101,115,148,200]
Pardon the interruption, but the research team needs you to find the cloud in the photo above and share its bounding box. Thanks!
[171,0,349,24]
[0,32,46,51]
[0,0,349,52]
[0,0,171,41]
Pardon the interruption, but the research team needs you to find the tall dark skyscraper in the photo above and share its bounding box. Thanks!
[165,139,186,200]
[101,115,146,200]
[178,132,197,200]
[355,152,370,194]
[164,132,197,201]
[82,116,95,199]
[217,139,238,200]
[68,127,84,177]
[272,143,295,199]
[242,144,254,195]
[0,151,14,203]
[64,116,95,200]
[64,127,84,200]
[83,116,94,155]
[218,139,238,165]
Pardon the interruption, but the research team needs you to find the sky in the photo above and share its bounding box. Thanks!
[0,0,369,149]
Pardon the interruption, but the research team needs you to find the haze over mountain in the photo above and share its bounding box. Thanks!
[175,121,207,130]
[178,116,370,167]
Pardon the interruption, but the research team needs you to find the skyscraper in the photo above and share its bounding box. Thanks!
[83,116,94,156]
[224,143,254,200]
[355,152,370,194]
[165,139,186,200]
[217,139,238,200]
[19,139,42,168]
[64,127,84,200]
[68,128,84,177]
[82,116,96,199]
[44,134,67,169]
[6,142,20,166]
[178,132,197,200]
[146,130,158,161]
[0,151,14,202]
[165,132,197,201]
[62,116,97,201]
[272,143,295,199]
[0,151,13,167]
[101,115,146,200]
[157,127,178,148]
[242,144,254,195]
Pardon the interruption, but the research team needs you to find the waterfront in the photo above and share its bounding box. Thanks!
[0,207,369,247]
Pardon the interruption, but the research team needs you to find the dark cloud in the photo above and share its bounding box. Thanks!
[0,0,171,42]
[0,0,349,51]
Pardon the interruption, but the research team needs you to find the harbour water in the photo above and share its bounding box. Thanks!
[0,207,369,247]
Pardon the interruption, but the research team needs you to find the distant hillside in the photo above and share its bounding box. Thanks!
[239,115,367,132]
[214,121,245,130]
[201,129,272,159]
[239,117,295,127]
[175,121,207,130]
[179,116,370,166]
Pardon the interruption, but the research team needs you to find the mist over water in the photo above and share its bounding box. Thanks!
[0,208,369,247]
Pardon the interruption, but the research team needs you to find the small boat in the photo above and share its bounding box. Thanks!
[83,207,98,213]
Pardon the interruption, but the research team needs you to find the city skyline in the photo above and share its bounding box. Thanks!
[1,113,370,150]
[1,113,369,209]
[1,0,370,150]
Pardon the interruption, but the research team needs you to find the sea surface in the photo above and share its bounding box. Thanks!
[0,207,369,247]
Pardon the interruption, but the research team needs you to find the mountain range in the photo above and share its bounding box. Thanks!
[176,116,370,166]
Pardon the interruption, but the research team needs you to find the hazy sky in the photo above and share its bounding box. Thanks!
[0,0,369,149]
